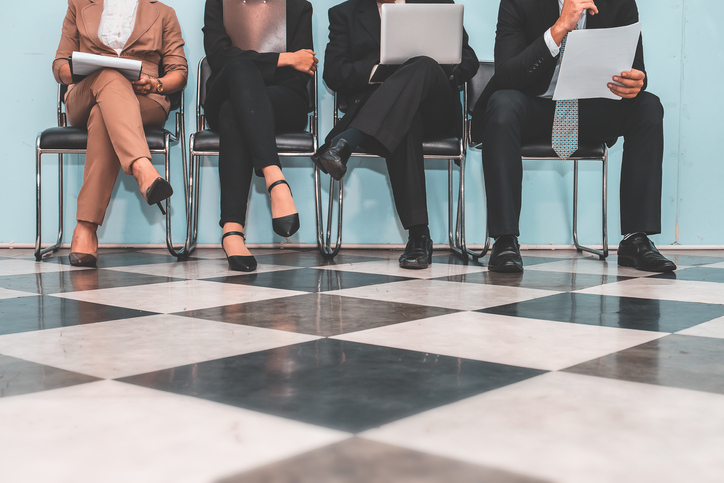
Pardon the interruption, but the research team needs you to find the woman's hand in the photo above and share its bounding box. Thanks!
[132,74,158,95]
[278,49,319,75]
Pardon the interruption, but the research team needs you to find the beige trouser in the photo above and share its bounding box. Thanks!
[65,69,167,225]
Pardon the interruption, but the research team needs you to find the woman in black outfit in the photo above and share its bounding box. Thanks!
[203,0,317,271]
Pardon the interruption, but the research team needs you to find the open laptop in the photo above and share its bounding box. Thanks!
[370,3,464,83]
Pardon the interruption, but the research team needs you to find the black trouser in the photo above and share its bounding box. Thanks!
[204,57,308,227]
[350,56,456,229]
[480,89,665,238]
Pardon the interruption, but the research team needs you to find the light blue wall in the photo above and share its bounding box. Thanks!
[1,0,721,247]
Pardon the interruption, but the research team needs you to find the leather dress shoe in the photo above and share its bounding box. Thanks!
[618,234,676,272]
[311,139,351,180]
[488,235,524,273]
[399,234,433,269]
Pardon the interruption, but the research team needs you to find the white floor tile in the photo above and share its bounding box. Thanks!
[576,278,724,305]
[527,258,661,277]
[0,288,37,300]
[334,312,667,371]
[363,372,724,483]
[0,259,84,276]
[677,316,724,339]
[106,258,302,280]
[317,259,488,279]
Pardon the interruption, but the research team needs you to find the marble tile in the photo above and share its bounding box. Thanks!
[317,259,489,280]
[0,315,319,379]
[119,339,544,433]
[220,437,547,483]
[565,334,724,395]
[576,277,724,305]
[254,250,386,268]
[0,288,37,300]
[0,249,36,259]
[106,258,301,280]
[53,280,305,313]
[333,279,558,311]
[0,354,99,398]
[0,380,347,483]
[0,269,179,295]
[705,261,724,269]
[677,316,724,339]
[41,250,183,268]
[480,293,724,333]
[437,270,630,292]
[363,372,724,483]
[335,312,666,371]
[663,253,724,267]
[0,258,83,276]
[651,266,724,283]
[527,258,660,277]
[179,293,460,337]
[0,295,156,336]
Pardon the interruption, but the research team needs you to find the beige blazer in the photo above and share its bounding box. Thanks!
[53,0,188,114]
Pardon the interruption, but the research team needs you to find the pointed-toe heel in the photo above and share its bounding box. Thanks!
[144,177,174,215]
[69,252,97,267]
[268,179,300,237]
[222,231,257,272]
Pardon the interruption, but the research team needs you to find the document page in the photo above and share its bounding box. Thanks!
[70,52,143,82]
[553,22,642,101]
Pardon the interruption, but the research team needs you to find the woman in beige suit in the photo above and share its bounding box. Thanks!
[53,0,188,266]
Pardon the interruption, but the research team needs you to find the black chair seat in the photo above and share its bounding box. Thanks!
[192,130,315,154]
[38,127,172,151]
[521,141,606,159]
[352,137,462,158]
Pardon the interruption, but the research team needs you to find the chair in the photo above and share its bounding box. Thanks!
[187,57,319,251]
[314,90,470,260]
[35,84,193,261]
[460,61,609,261]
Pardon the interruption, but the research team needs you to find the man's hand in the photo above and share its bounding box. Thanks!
[278,49,319,76]
[608,69,645,98]
[551,0,598,46]
[132,74,158,95]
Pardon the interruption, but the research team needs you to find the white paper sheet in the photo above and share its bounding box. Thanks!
[71,52,142,81]
[552,22,642,101]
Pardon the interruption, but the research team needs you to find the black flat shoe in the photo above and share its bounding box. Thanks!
[69,252,97,267]
[268,179,300,238]
[311,139,351,180]
[618,234,676,272]
[488,235,524,273]
[399,234,433,269]
[144,177,174,215]
[222,231,257,272]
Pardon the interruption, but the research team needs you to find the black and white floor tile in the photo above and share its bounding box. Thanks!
[1,247,724,482]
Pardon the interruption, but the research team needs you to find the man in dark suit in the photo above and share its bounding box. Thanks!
[313,0,478,269]
[471,0,676,273]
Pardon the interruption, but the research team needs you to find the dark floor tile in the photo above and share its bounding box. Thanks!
[206,269,413,293]
[0,295,157,336]
[651,267,724,283]
[41,249,188,268]
[254,250,386,268]
[0,354,99,398]
[219,437,549,483]
[663,254,724,267]
[431,252,482,266]
[438,270,629,292]
[119,339,544,433]
[565,335,724,395]
[0,270,179,295]
[479,293,724,333]
[178,293,460,336]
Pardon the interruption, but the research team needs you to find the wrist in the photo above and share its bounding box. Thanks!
[550,21,568,46]
[277,52,290,68]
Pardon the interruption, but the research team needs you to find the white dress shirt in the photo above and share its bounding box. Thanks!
[98,0,140,55]
[541,0,586,98]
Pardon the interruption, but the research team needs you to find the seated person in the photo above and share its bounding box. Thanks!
[203,0,317,272]
[313,0,478,269]
[53,0,188,267]
[471,0,675,273]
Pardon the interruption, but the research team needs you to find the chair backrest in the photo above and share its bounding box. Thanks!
[467,61,495,115]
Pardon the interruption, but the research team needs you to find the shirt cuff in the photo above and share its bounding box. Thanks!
[544,28,561,57]
[369,64,379,83]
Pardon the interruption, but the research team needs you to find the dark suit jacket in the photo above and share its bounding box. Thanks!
[321,0,479,145]
[472,0,647,142]
[203,0,313,102]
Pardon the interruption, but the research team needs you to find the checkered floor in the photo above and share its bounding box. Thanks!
[1,247,724,483]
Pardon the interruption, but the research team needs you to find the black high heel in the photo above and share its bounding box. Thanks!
[144,177,174,215]
[221,231,257,272]
[69,252,97,267]
[268,179,300,237]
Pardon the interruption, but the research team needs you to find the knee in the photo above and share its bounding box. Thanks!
[94,68,130,85]
[225,57,262,81]
[484,90,528,129]
[405,55,441,72]
[633,91,664,126]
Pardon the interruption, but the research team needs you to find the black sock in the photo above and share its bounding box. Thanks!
[331,128,369,151]
[409,224,430,239]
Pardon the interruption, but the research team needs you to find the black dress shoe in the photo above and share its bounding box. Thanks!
[144,177,174,215]
[618,234,676,272]
[311,139,351,180]
[488,235,524,273]
[221,231,257,272]
[399,234,433,269]
[69,252,97,267]
[267,179,300,238]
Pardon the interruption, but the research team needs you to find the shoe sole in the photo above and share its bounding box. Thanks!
[488,263,524,274]
[312,154,347,181]
[399,260,430,270]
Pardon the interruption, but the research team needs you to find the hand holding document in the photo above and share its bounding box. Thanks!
[69,52,142,83]
[553,22,642,101]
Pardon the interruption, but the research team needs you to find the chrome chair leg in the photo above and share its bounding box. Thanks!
[35,144,64,261]
[454,154,490,261]
[314,166,343,259]
[572,154,609,260]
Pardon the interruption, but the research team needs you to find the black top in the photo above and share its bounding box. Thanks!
[203,0,313,101]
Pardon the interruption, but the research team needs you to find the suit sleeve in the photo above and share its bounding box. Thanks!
[161,7,188,82]
[52,0,79,84]
[202,0,280,81]
[273,1,313,91]
[323,6,378,95]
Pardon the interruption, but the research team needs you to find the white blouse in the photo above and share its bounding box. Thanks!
[98,0,140,55]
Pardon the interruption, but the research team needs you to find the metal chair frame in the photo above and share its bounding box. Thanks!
[35,83,193,261]
[188,57,319,252]
[314,87,471,260]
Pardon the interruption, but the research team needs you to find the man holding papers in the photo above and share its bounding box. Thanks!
[472,0,675,273]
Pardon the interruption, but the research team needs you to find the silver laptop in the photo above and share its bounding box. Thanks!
[380,4,464,65]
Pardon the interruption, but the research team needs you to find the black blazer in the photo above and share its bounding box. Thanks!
[472,0,647,141]
[203,0,313,101]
